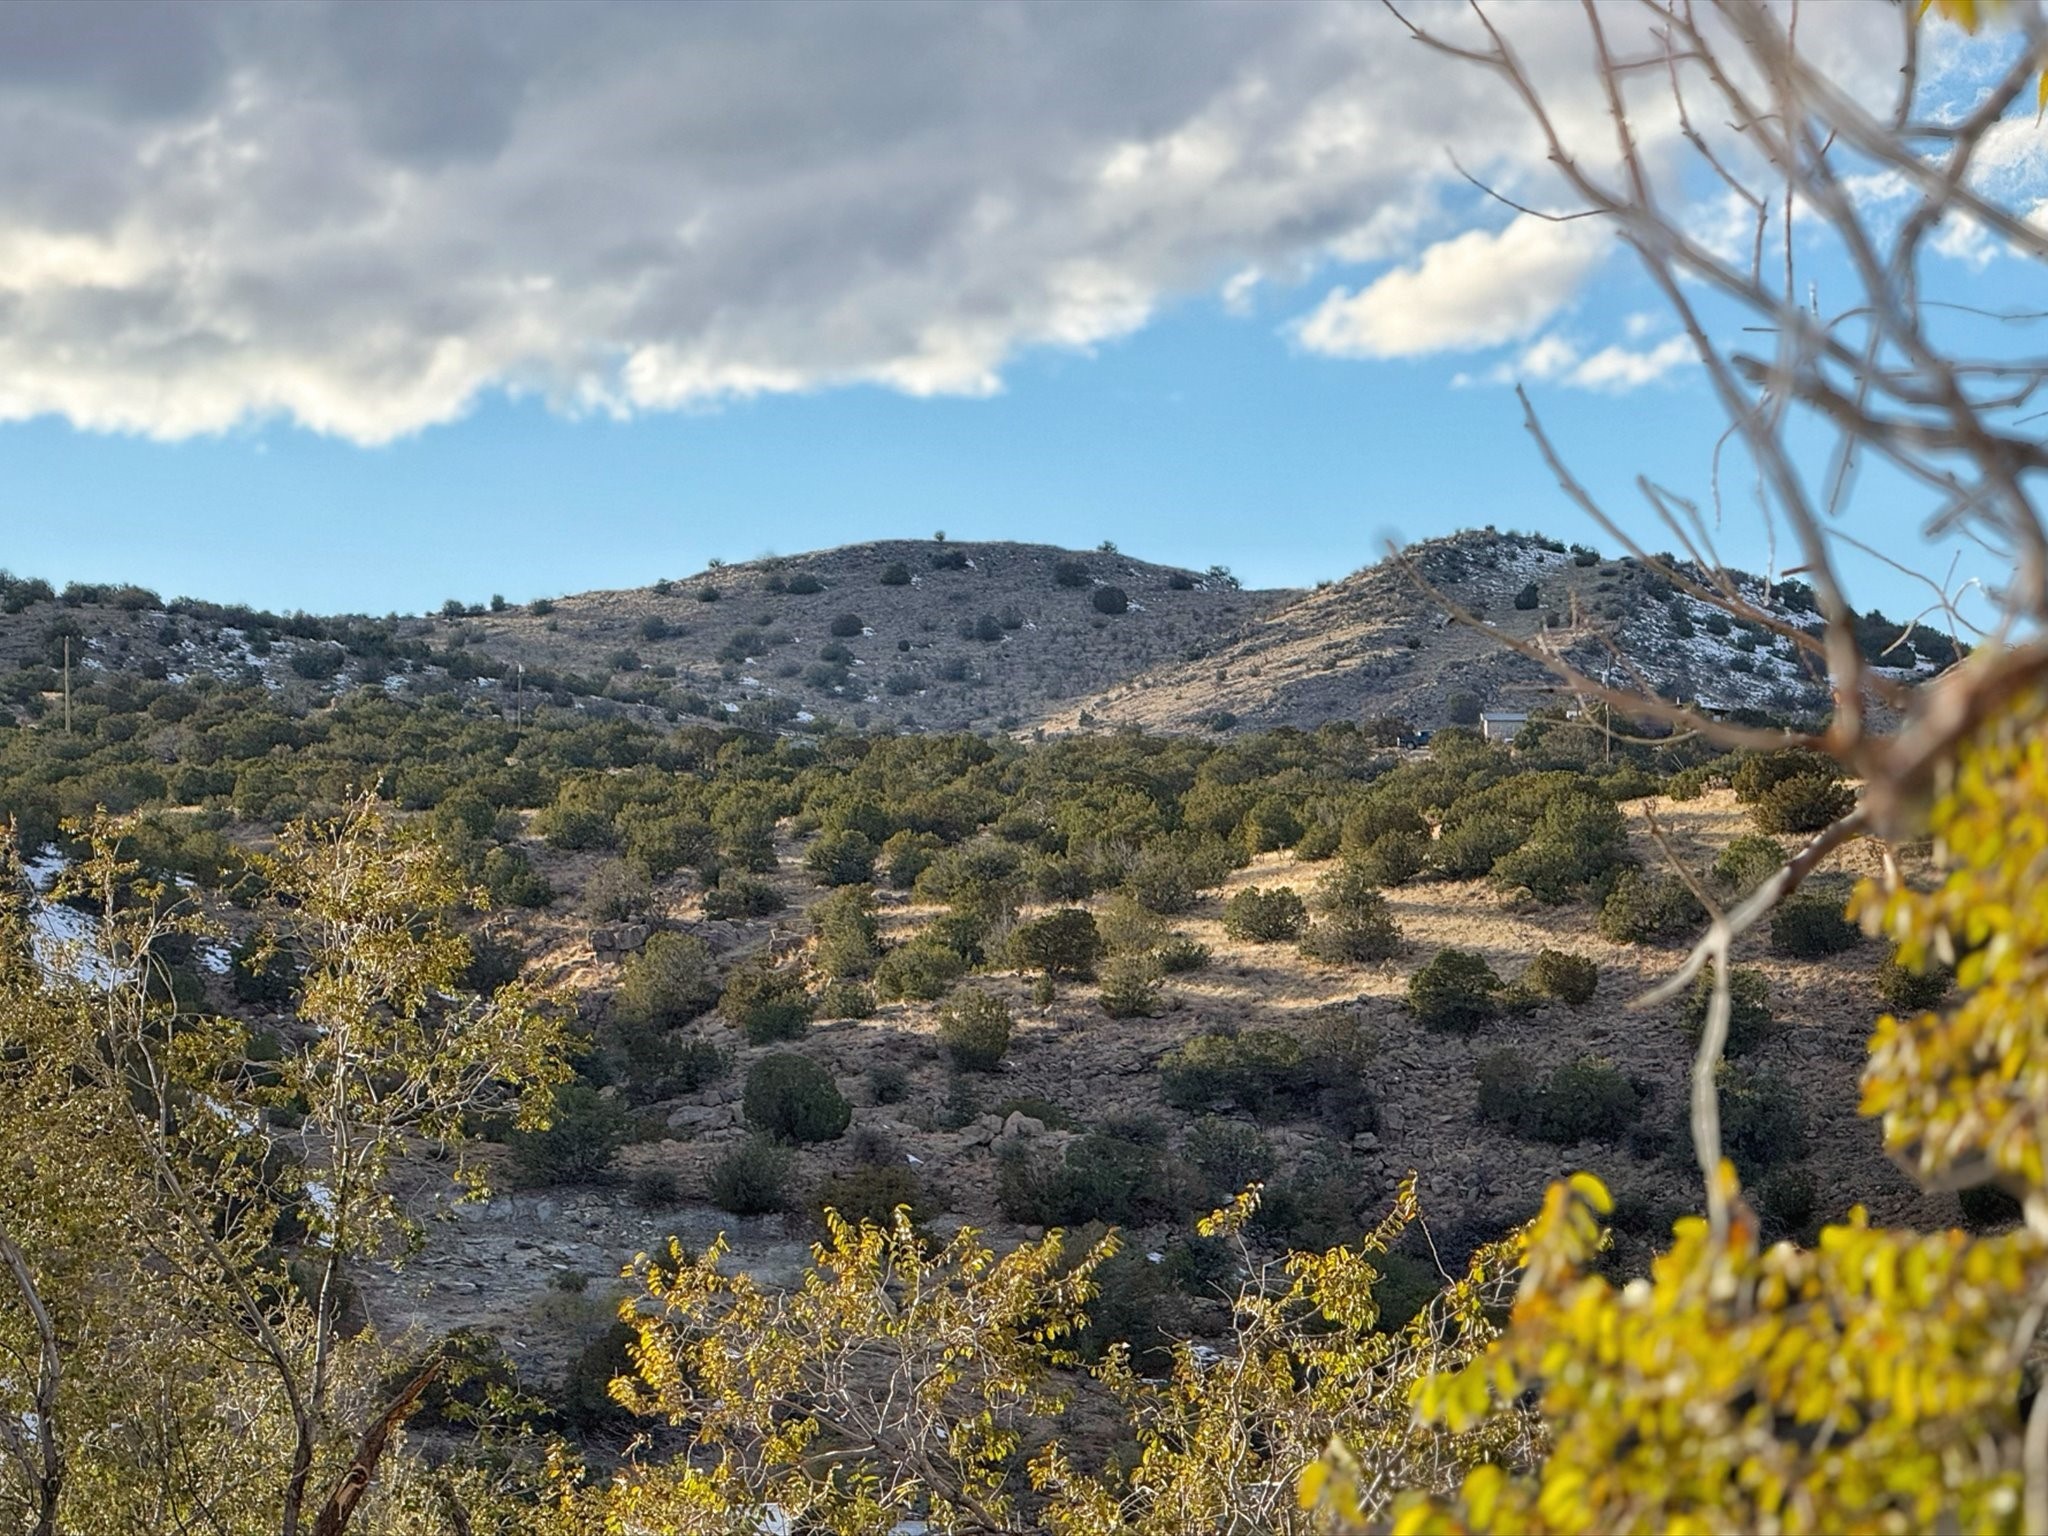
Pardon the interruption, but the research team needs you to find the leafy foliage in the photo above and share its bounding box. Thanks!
[1008,907,1102,979]
[742,1054,851,1143]
[1222,885,1308,943]
[1524,948,1598,1005]
[938,988,1013,1072]
[1406,948,1502,1033]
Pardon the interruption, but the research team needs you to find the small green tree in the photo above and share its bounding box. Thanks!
[721,961,814,1045]
[804,828,878,887]
[1008,908,1102,979]
[509,1081,629,1186]
[938,990,1012,1072]
[1098,954,1164,1019]
[1407,948,1503,1032]
[1222,886,1308,943]
[1524,948,1598,1005]
[743,1055,851,1144]
[873,940,968,1002]
[708,1135,794,1215]
[615,932,720,1029]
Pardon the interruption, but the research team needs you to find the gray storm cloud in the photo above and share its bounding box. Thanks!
[0,0,1896,443]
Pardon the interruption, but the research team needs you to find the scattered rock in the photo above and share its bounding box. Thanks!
[589,922,650,957]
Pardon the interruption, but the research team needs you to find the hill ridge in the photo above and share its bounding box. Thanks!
[1,528,1922,737]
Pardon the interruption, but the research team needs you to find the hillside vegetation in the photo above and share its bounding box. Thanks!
[0,529,1942,741]
[0,657,1975,1522]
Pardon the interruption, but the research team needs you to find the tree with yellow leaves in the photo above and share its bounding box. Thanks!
[0,798,573,1536]
[1302,1,2048,1530]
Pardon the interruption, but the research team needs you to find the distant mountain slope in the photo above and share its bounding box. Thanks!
[0,529,1939,736]
[1040,529,1891,733]
[0,540,1291,734]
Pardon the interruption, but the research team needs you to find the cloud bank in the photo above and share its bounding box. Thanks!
[0,1,1915,442]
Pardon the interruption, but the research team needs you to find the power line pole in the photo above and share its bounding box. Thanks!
[62,637,71,735]
[514,662,524,729]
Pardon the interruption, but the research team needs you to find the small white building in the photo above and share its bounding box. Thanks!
[1480,710,1530,743]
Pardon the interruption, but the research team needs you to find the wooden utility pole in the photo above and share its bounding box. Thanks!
[514,663,524,728]
[62,637,71,735]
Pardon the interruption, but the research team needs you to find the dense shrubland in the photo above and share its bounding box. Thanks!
[0,618,2031,1531]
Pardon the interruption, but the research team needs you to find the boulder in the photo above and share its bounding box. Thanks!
[589,922,650,957]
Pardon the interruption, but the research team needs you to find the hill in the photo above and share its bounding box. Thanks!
[1042,529,1874,733]
[0,529,1942,738]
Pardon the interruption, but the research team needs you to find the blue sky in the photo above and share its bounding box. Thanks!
[0,2,2034,627]
[2,285,1731,614]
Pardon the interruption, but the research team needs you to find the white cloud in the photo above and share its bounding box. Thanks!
[0,0,1579,443]
[0,1,1914,443]
[1563,335,1695,391]
[1454,331,1694,393]
[1931,213,1997,269]
[1296,213,1612,359]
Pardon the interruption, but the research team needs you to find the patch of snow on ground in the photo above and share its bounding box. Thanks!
[23,850,128,988]
[23,850,64,894]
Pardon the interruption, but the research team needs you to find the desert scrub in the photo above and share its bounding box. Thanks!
[1407,948,1503,1032]
[1159,1029,1312,1119]
[614,931,721,1029]
[708,1134,794,1215]
[1752,772,1857,835]
[742,1054,851,1144]
[803,827,877,887]
[702,872,785,920]
[1298,908,1400,965]
[508,1082,628,1187]
[1598,868,1706,945]
[1222,885,1308,943]
[812,981,876,1021]
[1353,829,1427,888]
[1007,907,1101,978]
[1770,891,1861,958]
[1681,966,1774,1055]
[1713,834,1786,898]
[1524,948,1598,1005]
[720,960,813,1045]
[1876,943,1950,1011]
[813,1165,931,1229]
[937,989,1012,1072]
[1097,954,1164,1018]
[872,939,967,1002]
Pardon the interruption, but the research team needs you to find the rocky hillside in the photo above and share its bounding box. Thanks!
[0,529,1943,736]
[1040,529,1925,734]
[0,540,1287,734]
